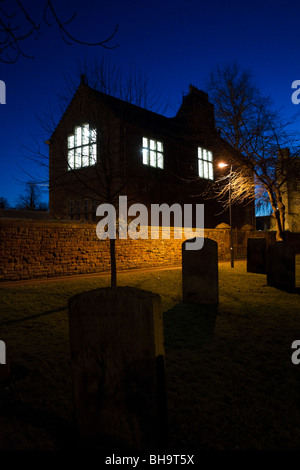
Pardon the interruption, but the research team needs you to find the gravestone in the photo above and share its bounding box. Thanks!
[182,237,219,305]
[68,286,168,450]
[267,242,295,290]
[0,340,9,387]
[247,238,267,274]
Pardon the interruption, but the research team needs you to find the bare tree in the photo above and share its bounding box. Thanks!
[15,181,45,210]
[206,63,300,241]
[0,0,118,64]
[0,196,10,209]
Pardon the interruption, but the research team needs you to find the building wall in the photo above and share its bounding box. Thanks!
[0,219,277,281]
[285,176,300,232]
[278,149,300,233]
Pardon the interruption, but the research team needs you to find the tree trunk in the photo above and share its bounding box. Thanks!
[268,188,285,242]
[273,209,285,242]
[110,238,117,287]
[277,199,286,241]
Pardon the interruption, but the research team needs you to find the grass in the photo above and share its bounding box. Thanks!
[0,258,300,450]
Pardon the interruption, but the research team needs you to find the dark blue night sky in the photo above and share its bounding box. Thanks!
[1,0,300,206]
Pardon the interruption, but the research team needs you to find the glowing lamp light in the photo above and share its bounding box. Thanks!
[218,162,229,168]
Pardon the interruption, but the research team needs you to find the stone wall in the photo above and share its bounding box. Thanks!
[0,219,279,281]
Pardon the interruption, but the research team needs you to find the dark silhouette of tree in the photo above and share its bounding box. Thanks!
[205,63,300,241]
[15,181,46,210]
[0,0,118,64]
[0,196,10,209]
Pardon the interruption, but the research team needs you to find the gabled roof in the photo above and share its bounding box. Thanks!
[49,77,218,144]
[50,76,180,141]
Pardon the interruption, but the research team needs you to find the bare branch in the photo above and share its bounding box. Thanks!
[0,0,118,64]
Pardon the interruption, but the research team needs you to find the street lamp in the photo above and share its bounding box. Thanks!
[218,162,234,268]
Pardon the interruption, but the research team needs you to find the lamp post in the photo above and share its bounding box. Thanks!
[219,163,234,268]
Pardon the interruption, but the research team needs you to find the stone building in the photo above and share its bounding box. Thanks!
[256,149,300,233]
[48,78,254,228]
[280,149,300,232]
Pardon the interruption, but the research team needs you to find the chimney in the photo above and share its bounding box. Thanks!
[176,85,215,134]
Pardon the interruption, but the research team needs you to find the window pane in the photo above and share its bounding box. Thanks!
[204,161,209,179]
[157,141,163,152]
[150,150,156,166]
[209,162,214,180]
[143,137,148,148]
[82,124,89,145]
[75,149,81,168]
[143,148,149,165]
[68,149,74,169]
[157,152,164,169]
[90,128,97,143]
[150,139,156,150]
[208,150,213,162]
[90,144,97,165]
[198,147,202,159]
[75,126,81,147]
[68,135,74,149]
[198,159,203,178]
[82,146,89,167]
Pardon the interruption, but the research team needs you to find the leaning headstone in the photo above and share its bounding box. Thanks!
[267,242,295,290]
[68,286,168,450]
[182,237,219,305]
[247,238,267,274]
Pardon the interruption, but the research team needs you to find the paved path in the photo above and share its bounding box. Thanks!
[0,259,238,288]
[0,264,183,288]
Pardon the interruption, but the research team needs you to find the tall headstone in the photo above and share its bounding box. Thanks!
[247,238,267,274]
[68,286,168,450]
[0,341,9,386]
[182,237,219,305]
[267,242,295,290]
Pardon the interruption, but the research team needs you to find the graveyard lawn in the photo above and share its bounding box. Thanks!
[0,257,300,450]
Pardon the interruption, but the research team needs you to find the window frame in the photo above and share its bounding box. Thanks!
[142,137,164,169]
[67,124,97,171]
[198,147,214,181]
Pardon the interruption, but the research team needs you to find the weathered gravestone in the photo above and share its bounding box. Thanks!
[247,238,267,274]
[68,286,168,450]
[182,237,219,305]
[0,340,9,386]
[267,242,295,290]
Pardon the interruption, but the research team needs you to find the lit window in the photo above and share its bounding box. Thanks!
[198,147,213,180]
[142,137,164,169]
[67,124,97,170]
